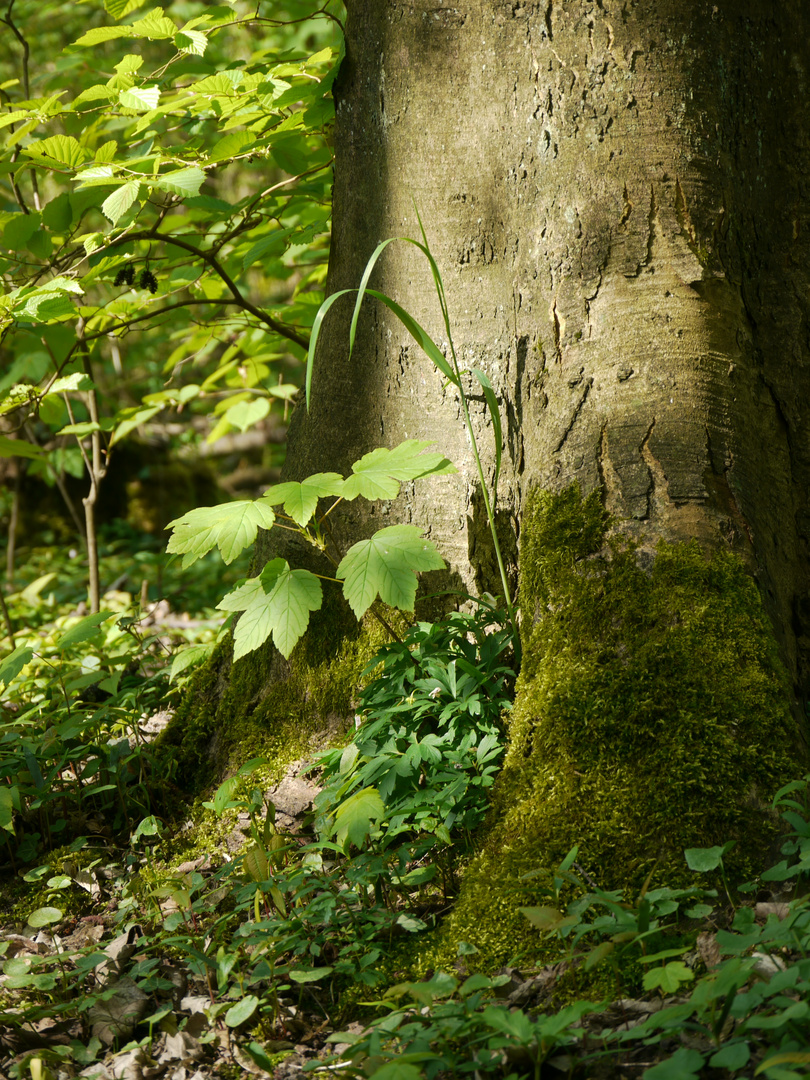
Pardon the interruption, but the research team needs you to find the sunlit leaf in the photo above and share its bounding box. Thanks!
[151,167,205,197]
[56,611,114,650]
[331,786,384,848]
[342,440,456,501]
[119,86,160,112]
[0,645,34,689]
[73,25,131,46]
[262,472,344,527]
[337,525,445,618]
[175,30,207,56]
[101,180,141,226]
[224,995,259,1028]
[167,500,277,567]
[23,135,87,169]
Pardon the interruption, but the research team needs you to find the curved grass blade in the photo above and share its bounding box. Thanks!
[471,367,502,499]
[365,289,457,384]
[306,288,354,410]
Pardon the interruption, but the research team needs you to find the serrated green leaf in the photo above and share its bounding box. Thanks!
[115,54,144,74]
[96,140,118,162]
[331,786,384,848]
[342,440,455,501]
[151,166,204,197]
[262,567,322,659]
[175,29,207,55]
[337,525,445,618]
[217,576,266,614]
[101,180,141,226]
[20,292,78,321]
[227,562,322,660]
[167,500,276,567]
[72,85,116,108]
[82,232,104,255]
[262,473,344,527]
[23,135,86,169]
[0,436,45,460]
[208,130,253,163]
[105,0,147,17]
[132,9,177,39]
[73,25,131,46]
[119,86,160,112]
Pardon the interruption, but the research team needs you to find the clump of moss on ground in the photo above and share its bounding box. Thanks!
[440,484,804,963]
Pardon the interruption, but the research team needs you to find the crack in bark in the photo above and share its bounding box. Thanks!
[551,298,563,362]
[638,417,657,520]
[554,377,593,453]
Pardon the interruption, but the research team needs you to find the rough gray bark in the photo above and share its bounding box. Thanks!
[270,0,810,717]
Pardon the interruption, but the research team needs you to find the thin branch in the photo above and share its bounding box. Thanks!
[109,228,310,349]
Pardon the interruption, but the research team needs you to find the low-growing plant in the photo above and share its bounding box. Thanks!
[313,604,513,856]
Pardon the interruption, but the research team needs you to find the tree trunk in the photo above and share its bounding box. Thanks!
[185,0,810,954]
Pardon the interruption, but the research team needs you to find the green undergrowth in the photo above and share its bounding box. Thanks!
[155,591,407,800]
[441,485,804,963]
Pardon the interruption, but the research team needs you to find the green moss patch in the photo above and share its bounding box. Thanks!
[444,485,804,963]
[157,591,399,798]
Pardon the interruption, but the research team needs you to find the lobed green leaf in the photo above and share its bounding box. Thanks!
[337,524,446,618]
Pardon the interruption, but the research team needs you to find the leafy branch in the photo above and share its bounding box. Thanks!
[166,441,456,660]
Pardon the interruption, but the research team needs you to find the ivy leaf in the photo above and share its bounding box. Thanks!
[342,440,455,501]
[337,524,446,618]
[330,786,384,849]
[119,86,160,111]
[167,500,277,567]
[262,472,344,527]
[151,167,205,197]
[101,180,141,226]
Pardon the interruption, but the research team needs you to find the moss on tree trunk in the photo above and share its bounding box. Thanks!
[441,487,804,962]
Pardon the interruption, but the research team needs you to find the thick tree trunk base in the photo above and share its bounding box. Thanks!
[157,593,395,798]
[439,487,804,963]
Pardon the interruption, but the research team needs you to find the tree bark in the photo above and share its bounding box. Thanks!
[282,0,810,704]
[208,0,810,936]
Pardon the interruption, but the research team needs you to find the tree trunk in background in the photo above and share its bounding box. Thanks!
[238,0,810,937]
